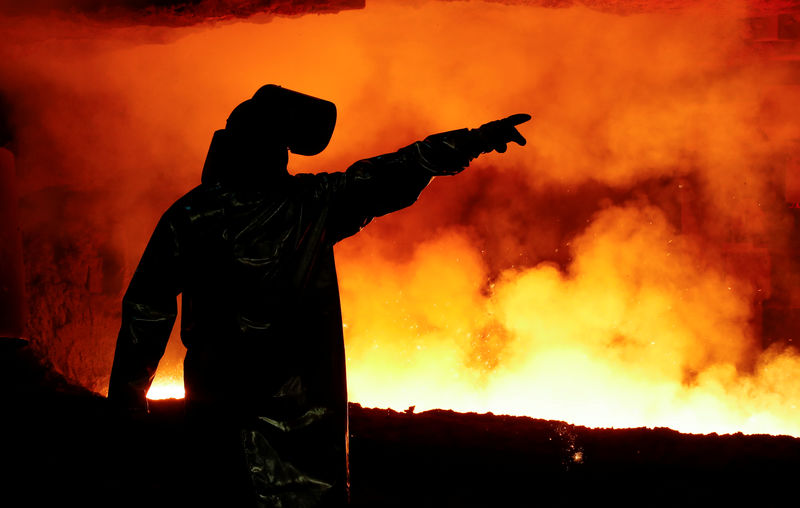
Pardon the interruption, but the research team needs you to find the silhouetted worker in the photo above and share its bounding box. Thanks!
[108,84,529,507]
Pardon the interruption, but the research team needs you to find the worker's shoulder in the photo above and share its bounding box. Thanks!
[158,173,347,219]
[292,171,347,197]
[161,184,225,224]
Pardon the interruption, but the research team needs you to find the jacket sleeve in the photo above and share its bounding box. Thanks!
[108,210,183,411]
[326,128,482,243]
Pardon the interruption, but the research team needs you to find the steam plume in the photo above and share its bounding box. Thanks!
[3,0,799,434]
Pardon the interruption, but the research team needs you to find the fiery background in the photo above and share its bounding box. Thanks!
[3,0,800,436]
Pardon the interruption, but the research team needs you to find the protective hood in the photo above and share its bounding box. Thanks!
[201,85,337,185]
[242,84,337,157]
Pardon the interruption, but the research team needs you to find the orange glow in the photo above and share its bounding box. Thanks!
[5,2,800,435]
[146,381,185,400]
[146,335,186,400]
[338,206,800,435]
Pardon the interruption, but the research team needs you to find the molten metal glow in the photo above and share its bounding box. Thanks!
[146,380,185,400]
[337,208,800,435]
[5,1,800,435]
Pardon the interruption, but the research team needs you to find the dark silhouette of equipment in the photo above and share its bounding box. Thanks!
[108,84,529,507]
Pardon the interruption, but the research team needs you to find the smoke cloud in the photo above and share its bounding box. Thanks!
[3,0,800,434]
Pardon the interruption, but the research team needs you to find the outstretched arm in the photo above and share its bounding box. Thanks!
[108,212,182,412]
[326,114,531,241]
[404,113,532,176]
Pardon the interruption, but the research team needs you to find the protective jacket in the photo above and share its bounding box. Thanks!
[107,128,481,507]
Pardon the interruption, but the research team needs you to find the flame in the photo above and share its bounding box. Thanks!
[338,205,800,435]
[5,1,800,435]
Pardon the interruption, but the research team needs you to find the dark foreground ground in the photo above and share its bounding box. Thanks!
[4,342,800,507]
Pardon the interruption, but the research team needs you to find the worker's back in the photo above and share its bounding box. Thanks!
[173,172,354,506]
[175,174,350,413]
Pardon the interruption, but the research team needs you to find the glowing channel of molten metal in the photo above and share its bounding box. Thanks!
[145,382,185,400]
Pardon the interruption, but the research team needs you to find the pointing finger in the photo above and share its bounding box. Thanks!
[503,113,532,126]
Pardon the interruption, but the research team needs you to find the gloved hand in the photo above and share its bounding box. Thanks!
[413,113,531,176]
[472,113,531,154]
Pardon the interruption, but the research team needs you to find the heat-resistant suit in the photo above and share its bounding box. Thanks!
[108,133,492,507]
[108,84,529,507]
